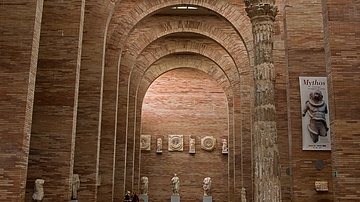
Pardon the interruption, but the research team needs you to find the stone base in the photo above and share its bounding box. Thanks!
[139,194,148,202]
[171,195,180,202]
[203,196,212,202]
[70,200,78,202]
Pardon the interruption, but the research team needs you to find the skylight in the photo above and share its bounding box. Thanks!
[172,6,198,10]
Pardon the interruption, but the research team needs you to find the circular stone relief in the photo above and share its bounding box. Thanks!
[201,136,217,151]
[168,135,183,151]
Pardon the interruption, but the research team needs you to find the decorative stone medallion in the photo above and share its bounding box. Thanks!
[168,135,183,151]
[140,135,151,151]
[201,136,217,151]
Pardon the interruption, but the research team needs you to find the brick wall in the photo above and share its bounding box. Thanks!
[282,0,334,201]
[0,0,43,201]
[324,0,360,200]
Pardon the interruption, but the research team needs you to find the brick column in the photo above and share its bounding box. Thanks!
[73,1,113,201]
[0,1,43,201]
[245,1,282,201]
[26,0,85,201]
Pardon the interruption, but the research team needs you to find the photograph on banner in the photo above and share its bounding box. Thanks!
[299,77,331,150]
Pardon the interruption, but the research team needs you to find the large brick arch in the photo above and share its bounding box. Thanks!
[129,40,237,90]
[107,0,252,52]
[121,17,248,82]
[137,55,234,101]
[103,1,254,92]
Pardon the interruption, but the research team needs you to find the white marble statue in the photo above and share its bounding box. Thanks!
[203,177,212,196]
[171,174,180,195]
[156,138,162,152]
[241,187,247,202]
[140,176,149,195]
[222,139,229,153]
[32,179,45,202]
[72,174,80,199]
[189,136,195,153]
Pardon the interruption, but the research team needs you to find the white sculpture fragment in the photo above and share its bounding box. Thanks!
[32,179,45,202]
[222,139,229,154]
[140,135,151,151]
[156,138,162,153]
[72,174,80,199]
[189,136,195,153]
[140,176,149,195]
[203,177,212,196]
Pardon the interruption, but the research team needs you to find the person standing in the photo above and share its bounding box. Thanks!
[131,192,139,202]
[124,190,131,202]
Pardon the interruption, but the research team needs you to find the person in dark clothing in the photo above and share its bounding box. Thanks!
[124,190,131,202]
[131,192,139,202]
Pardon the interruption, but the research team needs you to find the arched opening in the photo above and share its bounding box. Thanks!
[140,68,229,201]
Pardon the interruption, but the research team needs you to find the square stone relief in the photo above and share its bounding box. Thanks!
[168,135,183,151]
[140,135,151,151]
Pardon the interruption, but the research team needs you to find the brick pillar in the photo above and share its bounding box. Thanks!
[125,96,136,190]
[73,1,113,201]
[97,60,118,202]
[245,1,282,201]
[0,1,43,201]
[26,0,85,201]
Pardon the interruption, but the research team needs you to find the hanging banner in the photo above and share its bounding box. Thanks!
[299,77,331,150]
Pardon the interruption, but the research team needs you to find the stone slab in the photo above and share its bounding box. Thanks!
[139,194,148,202]
[171,195,180,202]
[203,196,212,202]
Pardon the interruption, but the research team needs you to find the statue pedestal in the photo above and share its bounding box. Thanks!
[171,195,180,202]
[70,200,78,202]
[203,196,212,202]
[139,194,148,202]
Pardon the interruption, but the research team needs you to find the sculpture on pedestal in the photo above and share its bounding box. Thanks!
[221,139,228,154]
[171,174,180,195]
[203,177,212,196]
[241,187,247,202]
[140,176,149,195]
[32,179,45,202]
[156,138,162,153]
[72,174,80,199]
[189,136,195,153]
